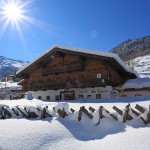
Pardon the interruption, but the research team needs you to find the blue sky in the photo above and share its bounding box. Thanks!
[0,0,150,61]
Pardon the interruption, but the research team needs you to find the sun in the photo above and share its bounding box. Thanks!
[0,0,48,40]
[0,0,26,28]
[3,2,23,22]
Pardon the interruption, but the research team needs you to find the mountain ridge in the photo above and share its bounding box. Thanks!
[0,56,27,79]
[110,36,150,61]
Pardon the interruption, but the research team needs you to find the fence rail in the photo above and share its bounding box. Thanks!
[0,103,150,125]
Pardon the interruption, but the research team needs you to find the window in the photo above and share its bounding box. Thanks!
[87,95,91,99]
[47,96,50,100]
[121,95,127,97]
[21,94,24,98]
[96,94,101,99]
[55,95,60,100]
[135,94,141,97]
[38,96,42,100]
[79,95,83,99]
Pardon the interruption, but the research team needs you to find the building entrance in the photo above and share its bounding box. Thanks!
[60,90,75,100]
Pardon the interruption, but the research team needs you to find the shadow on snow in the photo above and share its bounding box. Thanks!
[56,114,150,141]
[57,116,123,141]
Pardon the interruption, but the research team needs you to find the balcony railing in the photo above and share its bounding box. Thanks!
[77,78,109,88]
[43,63,84,75]
[23,78,109,91]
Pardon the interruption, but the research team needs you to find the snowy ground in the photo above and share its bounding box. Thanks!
[0,97,150,150]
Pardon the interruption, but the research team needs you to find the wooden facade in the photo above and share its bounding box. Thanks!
[16,46,137,100]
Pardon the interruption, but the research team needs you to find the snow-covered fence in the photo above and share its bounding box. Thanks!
[0,103,150,125]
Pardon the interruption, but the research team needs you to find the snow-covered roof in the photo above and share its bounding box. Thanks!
[0,81,22,90]
[16,45,138,77]
[123,77,150,89]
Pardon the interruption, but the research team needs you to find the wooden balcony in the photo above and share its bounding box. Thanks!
[43,63,84,75]
[77,78,109,88]
[22,78,109,91]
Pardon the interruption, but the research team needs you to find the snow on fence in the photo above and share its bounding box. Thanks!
[0,103,150,125]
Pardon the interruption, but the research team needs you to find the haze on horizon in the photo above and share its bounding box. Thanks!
[0,0,150,62]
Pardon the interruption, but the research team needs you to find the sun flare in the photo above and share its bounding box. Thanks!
[0,0,48,41]
[3,3,22,22]
[1,0,25,24]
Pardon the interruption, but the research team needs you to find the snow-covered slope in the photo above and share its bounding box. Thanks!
[128,54,150,78]
[0,56,27,79]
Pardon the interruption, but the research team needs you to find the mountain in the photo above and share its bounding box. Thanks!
[110,36,150,61]
[0,56,27,80]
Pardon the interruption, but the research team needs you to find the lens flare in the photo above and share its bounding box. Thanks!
[0,0,50,42]
[3,2,23,22]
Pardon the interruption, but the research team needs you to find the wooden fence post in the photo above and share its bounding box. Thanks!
[57,108,68,118]
[123,104,133,123]
[131,108,147,125]
[0,108,5,119]
[1,106,12,118]
[78,107,83,121]
[70,108,75,113]
[104,109,118,121]
[89,106,95,113]
[135,104,145,113]
[12,108,19,116]
[82,106,93,119]
[113,106,123,115]
[146,105,150,124]
[24,107,39,118]
[95,106,103,126]
[16,106,29,118]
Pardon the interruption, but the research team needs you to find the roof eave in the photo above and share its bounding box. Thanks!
[16,45,138,78]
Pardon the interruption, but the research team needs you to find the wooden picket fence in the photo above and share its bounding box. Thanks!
[0,104,150,125]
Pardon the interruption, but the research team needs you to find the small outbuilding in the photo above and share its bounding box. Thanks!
[119,77,150,97]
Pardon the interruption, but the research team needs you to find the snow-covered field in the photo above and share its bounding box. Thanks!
[0,97,150,150]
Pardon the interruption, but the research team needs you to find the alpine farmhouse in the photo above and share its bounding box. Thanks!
[16,46,138,100]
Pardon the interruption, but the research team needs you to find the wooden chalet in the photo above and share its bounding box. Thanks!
[16,46,138,100]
